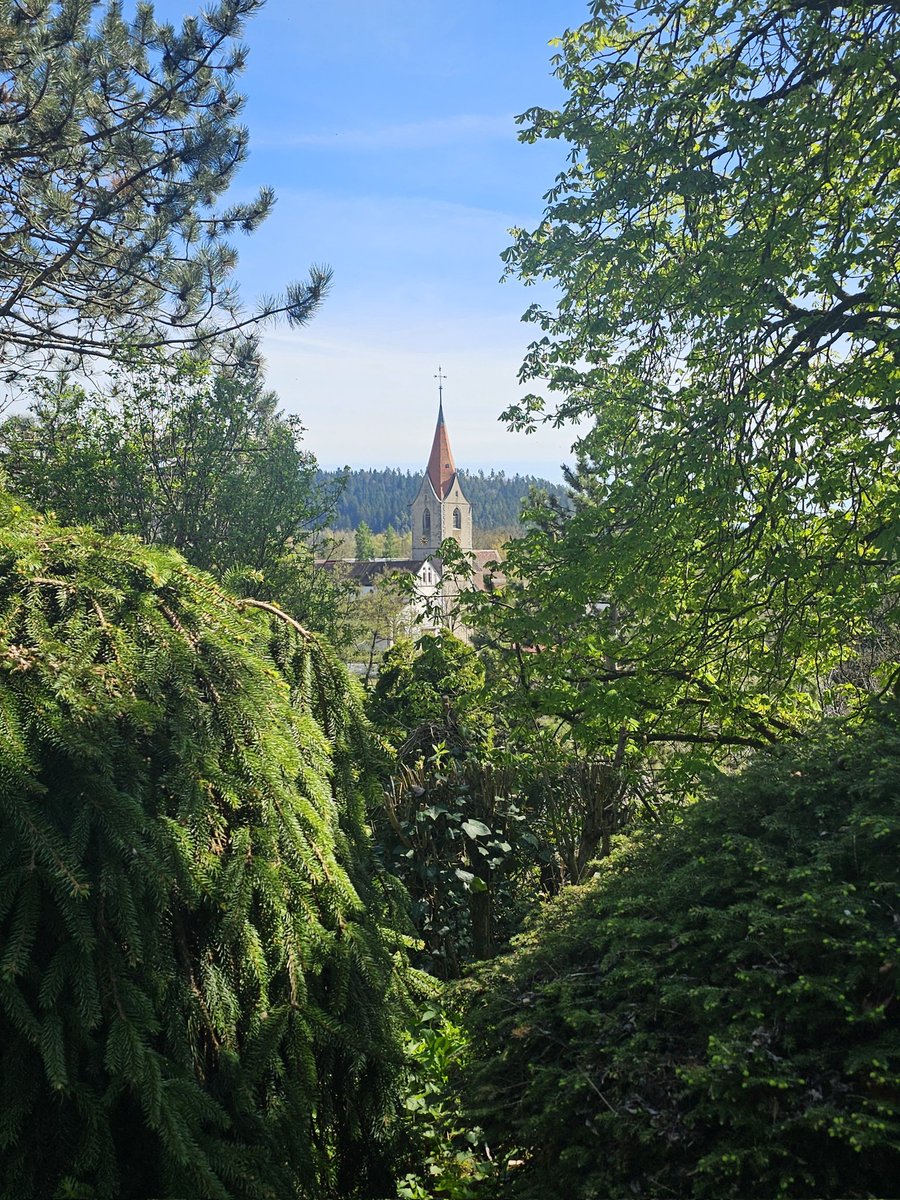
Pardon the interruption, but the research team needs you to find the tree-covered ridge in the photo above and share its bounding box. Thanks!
[317,468,569,535]
[0,493,417,1199]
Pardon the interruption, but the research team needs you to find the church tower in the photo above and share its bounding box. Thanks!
[410,400,473,562]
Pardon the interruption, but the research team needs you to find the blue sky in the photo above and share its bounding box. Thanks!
[157,0,585,478]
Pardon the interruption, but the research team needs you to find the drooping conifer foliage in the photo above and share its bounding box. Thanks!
[0,493,415,1199]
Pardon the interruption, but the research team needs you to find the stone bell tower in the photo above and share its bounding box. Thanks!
[410,381,473,563]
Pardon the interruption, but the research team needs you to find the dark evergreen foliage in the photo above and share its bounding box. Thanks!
[0,357,362,653]
[461,706,900,1198]
[317,468,568,534]
[0,493,416,1199]
[0,0,328,373]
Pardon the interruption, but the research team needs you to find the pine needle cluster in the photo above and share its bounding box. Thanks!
[0,493,415,1199]
[0,0,329,374]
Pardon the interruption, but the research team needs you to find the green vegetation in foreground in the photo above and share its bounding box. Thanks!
[1,0,899,1194]
[0,494,417,1200]
[458,704,900,1198]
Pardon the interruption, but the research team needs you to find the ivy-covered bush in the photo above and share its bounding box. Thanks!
[379,749,542,977]
[461,705,900,1198]
[0,494,414,1199]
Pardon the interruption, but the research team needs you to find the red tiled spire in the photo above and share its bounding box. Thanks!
[426,401,457,499]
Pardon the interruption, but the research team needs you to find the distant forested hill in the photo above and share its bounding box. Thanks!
[316,468,569,532]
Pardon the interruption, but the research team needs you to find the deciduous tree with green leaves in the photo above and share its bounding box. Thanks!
[0,355,327,570]
[383,523,400,558]
[370,632,492,757]
[478,0,900,776]
[354,521,376,561]
[0,353,361,648]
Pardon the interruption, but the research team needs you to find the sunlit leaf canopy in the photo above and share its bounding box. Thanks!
[478,0,900,773]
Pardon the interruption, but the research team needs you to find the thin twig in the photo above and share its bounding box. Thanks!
[236,597,315,641]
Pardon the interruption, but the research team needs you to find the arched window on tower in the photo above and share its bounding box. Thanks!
[452,507,462,530]
[422,508,431,540]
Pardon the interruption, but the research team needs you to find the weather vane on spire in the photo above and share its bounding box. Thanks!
[434,365,447,406]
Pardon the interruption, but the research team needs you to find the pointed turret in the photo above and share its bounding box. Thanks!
[426,402,457,499]
[410,395,473,561]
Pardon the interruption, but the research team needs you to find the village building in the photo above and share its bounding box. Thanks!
[317,393,500,657]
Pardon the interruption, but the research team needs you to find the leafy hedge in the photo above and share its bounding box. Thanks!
[461,706,900,1198]
[0,494,415,1199]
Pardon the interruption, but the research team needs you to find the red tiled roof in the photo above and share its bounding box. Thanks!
[426,402,457,499]
[471,550,505,590]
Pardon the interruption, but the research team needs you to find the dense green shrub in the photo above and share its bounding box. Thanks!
[461,706,900,1198]
[0,494,414,1199]
[369,634,546,977]
[369,633,491,756]
[396,1006,496,1200]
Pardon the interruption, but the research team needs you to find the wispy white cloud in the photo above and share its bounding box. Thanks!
[231,187,538,309]
[259,318,579,479]
[256,113,517,152]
